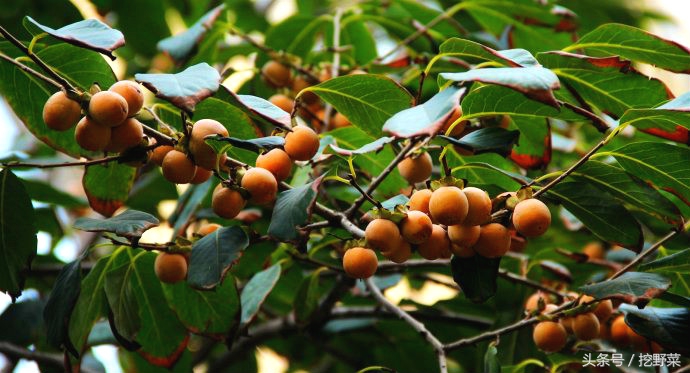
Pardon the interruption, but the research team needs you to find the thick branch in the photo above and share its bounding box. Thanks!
[0,342,98,373]
[365,278,448,373]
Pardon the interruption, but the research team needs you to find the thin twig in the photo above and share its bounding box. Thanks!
[0,52,61,89]
[330,306,493,327]
[2,154,126,169]
[109,237,175,252]
[365,278,448,373]
[497,269,567,299]
[0,342,99,373]
[0,26,78,94]
[559,101,609,133]
[347,174,382,209]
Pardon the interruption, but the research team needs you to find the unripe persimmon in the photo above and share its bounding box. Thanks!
[512,198,551,237]
[417,224,450,260]
[473,223,510,258]
[262,61,291,88]
[610,315,630,346]
[107,118,144,152]
[382,238,412,263]
[583,242,605,260]
[533,321,567,352]
[400,210,433,244]
[284,125,320,161]
[256,149,292,182]
[269,94,294,113]
[190,119,229,170]
[397,152,432,184]
[89,91,128,127]
[365,218,401,253]
[429,186,468,226]
[462,187,492,226]
[151,145,174,166]
[154,252,188,283]
[343,247,378,279]
[197,223,221,236]
[212,184,247,219]
[109,80,144,117]
[43,91,81,131]
[573,313,600,341]
[408,189,432,214]
[162,150,196,184]
[75,116,111,151]
[448,224,480,248]
[241,167,278,204]
[190,167,213,184]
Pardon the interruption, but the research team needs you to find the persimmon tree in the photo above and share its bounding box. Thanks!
[1,1,690,372]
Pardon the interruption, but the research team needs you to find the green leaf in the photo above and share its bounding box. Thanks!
[484,342,500,373]
[439,127,519,157]
[169,180,213,239]
[0,42,116,158]
[163,275,240,336]
[440,66,560,106]
[605,142,690,207]
[618,91,690,144]
[264,15,329,60]
[294,269,323,325]
[105,249,188,367]
[329,136,395,156]
[188,226,249,290]
[0,299,44,346]
[82,162,136,217]
[135,63,220,113]
[236,94,291,129]
[304,74,413,137]
[460,85,579,121]
[0,169,37,299]
[205,135,285,154]
[342,17,377,65]
[436,38,525,67]
[579,272,670,307]
[240,263,281,327]
[507,117,551,169]
[380,194,409,211]
[537,52,670,118]
[74,209,158,239]
[25,16,124,58]
[450,161,529,191]
[44,260,82,356]
[108,0,169,57]
[450,255,500,303]
[268,177,323,241]
[546,181,643,250]
[620,305,690,354]
[572,161,682,226]
[157,5,226,62]
[639,249,690,274]
[21,178,87,208]
[382,86,464,138]
[564,23,690,73]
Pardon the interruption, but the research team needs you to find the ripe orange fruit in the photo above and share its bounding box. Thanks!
[212,184,247,219]
[448,224,480,248]
[473,223,511,258]
[75,116,111,151]
[462,187,492,226]
[417,225,451,260]
[162,150,196,184]
[154,252,188,283]
[429,186,468,226]
[43,91,81,131]
[151,145,174,166]
[109,80,144,117]
[190,167,213,184]
[512,198,551,237]
[284,125,320,161]
[189,119,229,170]
[397,152,433,184]
[106,117,144,152]
[610,315,630,346]
[241,167,278,204]
[256,148,292,182]
[365,218,401,253]
[382,238,413,263]
[262,61,292,88]
[533,321,567,352]
[583,242,605,260]
[408,189,432,214]
[343,247,378,279]
[573,313,600,341]
[89,91,128,127]
[269,94,294,113]
[400,210,433,244]
[197,223,221,236]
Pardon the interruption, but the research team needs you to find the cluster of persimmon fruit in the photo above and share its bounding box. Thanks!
[342,150,553,279]
[43,81,146,154]
[528,292,661,354]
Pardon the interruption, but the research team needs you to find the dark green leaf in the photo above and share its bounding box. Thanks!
[188,226,249,290]
[564,23,690,73]
[82,162,136,217]
[440,66,560,106]
[460,85,579,121]
[537,52,670,118]
[0,299,44,346]
[240,264,281,327]
[268,177,323,241]
[450,255,500,303]
[605,142,690,207]
[342,17,377,65]
[620,305,690,354]
[437,38,524,67]
[135,63,220,113]
[439,127,520,157]
[264,15,329,60]
[508,117,551,169]
[484,342,500,373]
[382,86,464,138]
[579,272,670,307]
[294,269,323,325]
[0,169,37,299]
[572,161,682,226]
[21,178,87,208]
[329,136,395,156]
[450,161,530,190]
[304,74,413,137]
[617,92,690,144]
[74,209,159,239]
[44,260,82,356]
[157,5,226,61]
[205,135,285,154]
[163,275,240,336]
[639,249,690,274]
[546,181,642,251]
[25,16,124,58]
[169,180,213,239]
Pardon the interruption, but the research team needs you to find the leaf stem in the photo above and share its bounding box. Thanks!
[558,101,609,133]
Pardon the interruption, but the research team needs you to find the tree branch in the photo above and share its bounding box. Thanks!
[0,342,99,373]
[365,278,448,373]
[0,52,61,89]
[559,101,609,133]
[330,306,493,328]
[2,154,127,169]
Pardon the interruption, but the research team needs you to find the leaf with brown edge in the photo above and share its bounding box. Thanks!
[508,117,551,169]
[438,127,520,157]
[436,38,527,67]
[25,16,124,59]
[618,92,690,144]
[382,86,464,138]
[234,94,292,129]
[579,272,671,308]
[440,66,561,107]
[135,63,220,113]
[187,226,249,290]
[82,162,136,217]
